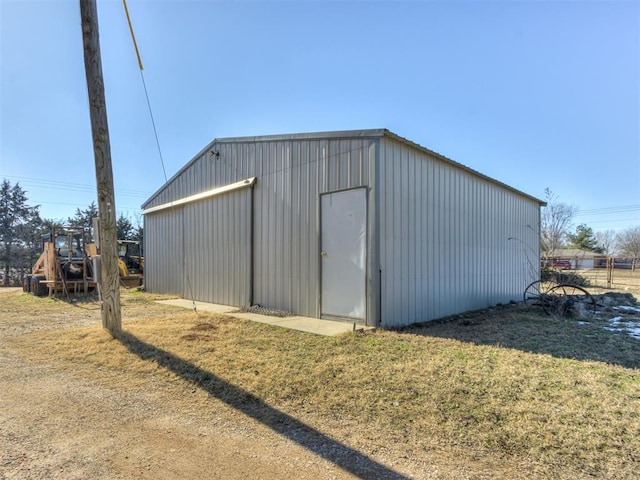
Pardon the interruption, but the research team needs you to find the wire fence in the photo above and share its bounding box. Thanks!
[577,267,640,295]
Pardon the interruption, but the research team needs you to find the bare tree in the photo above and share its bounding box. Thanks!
[616,226,640,271]
[594,229,617,256]
[540,188,577,261]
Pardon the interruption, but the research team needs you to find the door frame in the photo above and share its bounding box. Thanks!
[318,186,369,322]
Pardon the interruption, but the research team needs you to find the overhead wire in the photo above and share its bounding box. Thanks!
[122,0,197,313]
[2,174,150,198]
[574,205,640,227]
[579,205,640,213]
[122,0,168,184]
[577,205,640,216]
[120,0,636,315]
[31,199,143,210]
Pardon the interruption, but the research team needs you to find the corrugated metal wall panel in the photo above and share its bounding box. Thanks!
[248,137,373,316]
[180,189,251,306]
[144,188,251,306]
[144,209,184,296]
[144,135,376,317]
[379,137,540,328]
[143,130,540,327]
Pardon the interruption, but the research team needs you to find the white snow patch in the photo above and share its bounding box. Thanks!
[603,316,640,340]
[613,306,640,314]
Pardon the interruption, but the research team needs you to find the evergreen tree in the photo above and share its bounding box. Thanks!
[0,180,41,286]
[131,212,144,246]
[116,213,134,240]
[567,224,603,253]
[132,224,144,245]
[67,201,99,240]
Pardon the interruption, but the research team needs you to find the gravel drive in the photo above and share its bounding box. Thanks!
[0,288,445,480]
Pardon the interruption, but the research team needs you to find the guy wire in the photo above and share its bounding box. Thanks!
[122,0,197,313]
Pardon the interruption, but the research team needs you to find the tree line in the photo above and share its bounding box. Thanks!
[541,187,640,261]
[1,179,143,286]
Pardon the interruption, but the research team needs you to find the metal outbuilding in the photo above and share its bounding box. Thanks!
[141,129,543,328]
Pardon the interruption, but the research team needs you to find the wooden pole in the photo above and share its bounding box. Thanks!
[80,0,121,335]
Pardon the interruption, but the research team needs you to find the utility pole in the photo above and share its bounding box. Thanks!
[80,0,121,335]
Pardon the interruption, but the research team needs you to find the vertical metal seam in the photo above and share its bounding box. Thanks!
[249,183,254,306]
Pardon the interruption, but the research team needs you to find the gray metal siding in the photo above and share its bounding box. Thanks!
[249,138,374,316]
[378,137,540,328]
[144,188,251,305]
[144,136,377,317]
[183,188,252,306]
[144,208,184,295]
[143,129,542,327]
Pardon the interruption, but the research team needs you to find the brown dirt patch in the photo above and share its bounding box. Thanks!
[0,290,435,479]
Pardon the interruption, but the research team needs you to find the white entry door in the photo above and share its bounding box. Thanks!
[320,188,367,320]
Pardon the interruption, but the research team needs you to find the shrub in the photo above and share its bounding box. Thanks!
[541,267,590,287]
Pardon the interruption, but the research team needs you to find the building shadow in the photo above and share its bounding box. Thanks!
[116,331,410,480]
[398,305,640,370]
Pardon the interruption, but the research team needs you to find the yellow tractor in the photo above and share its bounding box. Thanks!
[116,240,144,288]
[25,227,144,297]
[26,227,96,297]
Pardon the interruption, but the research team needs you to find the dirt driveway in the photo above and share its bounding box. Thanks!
[0,288,433,480]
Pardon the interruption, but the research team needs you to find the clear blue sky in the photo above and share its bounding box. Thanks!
[1,0,639,233]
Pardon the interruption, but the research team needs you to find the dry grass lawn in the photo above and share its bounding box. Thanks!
[578,267,640,295]
[3,289,640,479]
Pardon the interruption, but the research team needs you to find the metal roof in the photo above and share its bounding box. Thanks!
[142,128,546,209]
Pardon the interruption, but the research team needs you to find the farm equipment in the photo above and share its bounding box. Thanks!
[116,240,144,288]
[25,227,97,298]
[24,226,144,298]
[523,280,597,317]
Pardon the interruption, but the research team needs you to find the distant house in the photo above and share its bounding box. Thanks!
[142,129,544,328]
[552,248,600,270]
